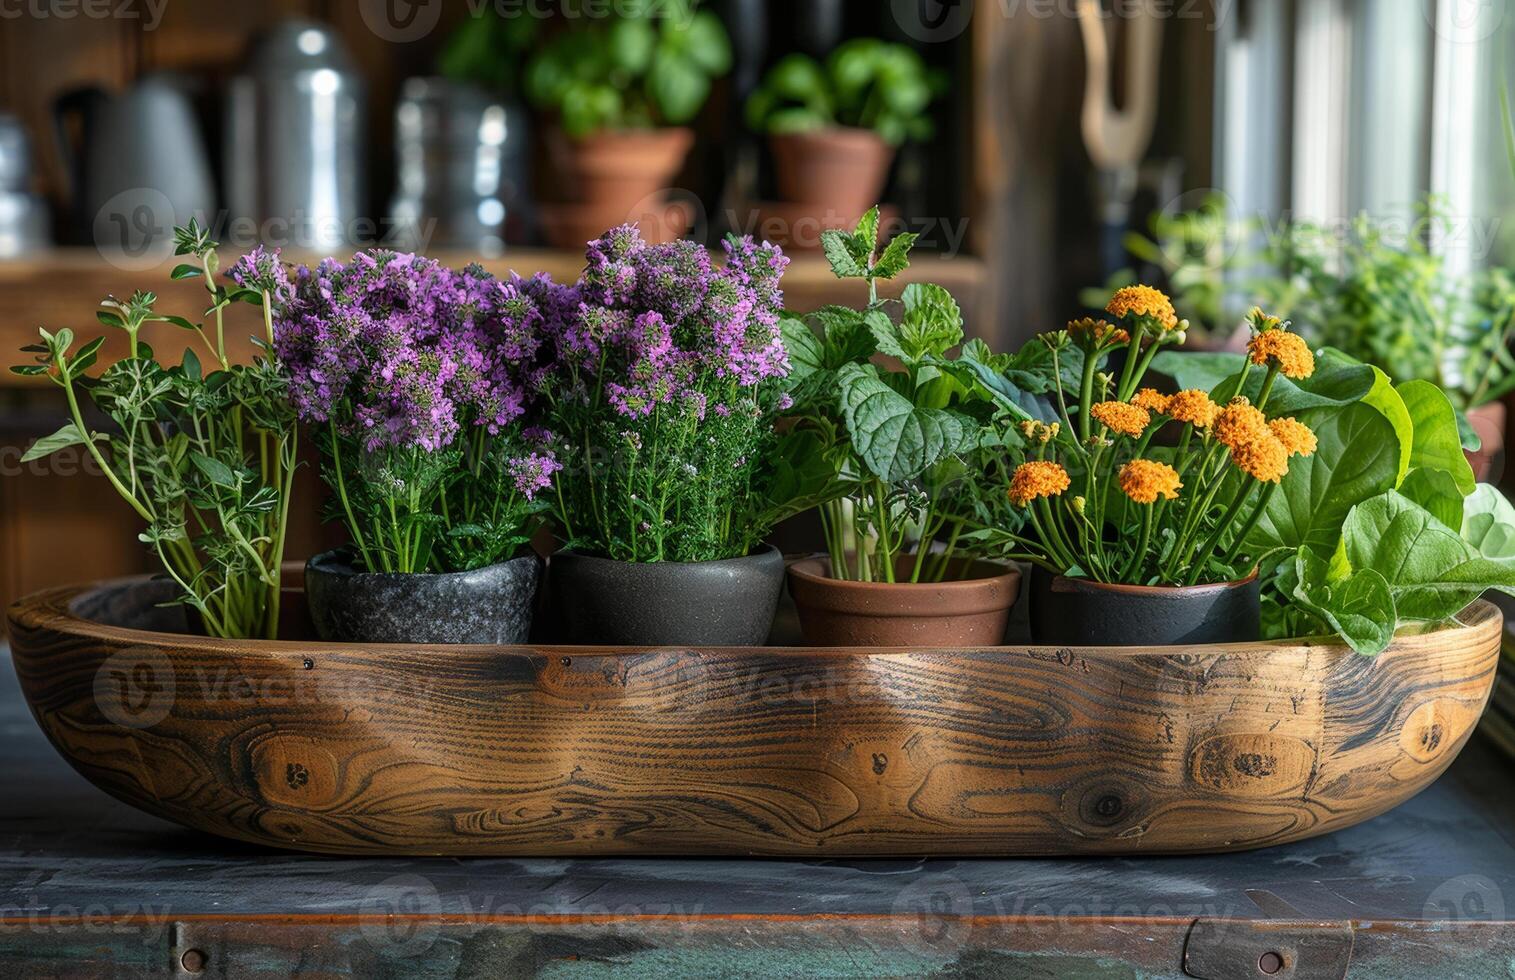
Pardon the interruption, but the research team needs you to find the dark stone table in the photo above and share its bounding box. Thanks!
[3,648,1514,978]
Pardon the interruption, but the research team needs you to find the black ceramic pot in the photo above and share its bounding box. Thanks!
[547,545,785,646]
[305,549,542,645]
[1028,565,1260,647]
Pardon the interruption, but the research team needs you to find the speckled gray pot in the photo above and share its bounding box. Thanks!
[305,550,542,645]
[547,545,785,646]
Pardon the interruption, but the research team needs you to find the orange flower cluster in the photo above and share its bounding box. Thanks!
[1118,459,1183,504]
[1166,389,1220,428]
[1131,388,1171,413]
[1091,400,1151,438]
[1230,434,1290,483]
[1213,399,1268,450]
[1106,285,1179,332]
[1008,461,1071,506]
[1067,317,1129,348]
[1247,329,1315,379]
[1269,417,1318,457]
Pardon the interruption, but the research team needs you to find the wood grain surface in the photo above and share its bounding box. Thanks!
[6,578,1500,857]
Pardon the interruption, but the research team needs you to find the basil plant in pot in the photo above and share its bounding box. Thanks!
[524,0,731,248]
[985,294,1324,647]
[781,210,1025,647]
[12,223,298,640]
[537,224,827,646]
[746,39,941,233]
[274,251,559,645]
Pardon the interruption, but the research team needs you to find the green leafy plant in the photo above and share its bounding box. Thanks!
[745,39,941,144]
[11,223,298,639]
[782,208,1023,582]
[437,11,540,96]
[1159,345,1515,654]
[524,0,731,137]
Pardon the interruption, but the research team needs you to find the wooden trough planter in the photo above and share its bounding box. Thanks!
[6,576,1502,857]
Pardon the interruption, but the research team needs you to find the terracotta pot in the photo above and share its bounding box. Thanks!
[547,127,693,208]
[1466,401,1506,483]
[786,556,1021,647]
[1029,565,1260,647]
[546,545,785,646]
[768,128,895,216]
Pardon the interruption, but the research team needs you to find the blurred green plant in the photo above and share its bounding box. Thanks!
[524,0,731,137]
[745,39,943,145]
[437,11,540,97]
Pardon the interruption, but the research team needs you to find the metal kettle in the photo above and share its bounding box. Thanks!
[226,21,366,251]
[53,73,216,261]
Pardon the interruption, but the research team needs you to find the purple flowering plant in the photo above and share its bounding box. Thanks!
[540,225,825,562]
[12,221,300,639]
[274,251,559,574]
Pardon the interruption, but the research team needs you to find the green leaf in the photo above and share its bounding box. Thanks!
[1245,402,1401,559]
[606,17,656,73]
[869,283,962,365]
[1291,547,1396,655]
[1398,379,1476,495]
[820,229,867,278]
[189,452,238,489]
[648,54,710,124]
[19,423,95,463]
[853,207,880,257]
[681,11,732,75]
[1152,350,1375,413]
[1358,366,1413,484]
[781,314,823,384]
[1462,484,1515,562]
[181,347,202,383]
[9,365,47,377]
[837,362,969,482]
[1344,490,1515,621]
[1400,467,1465,532]
[96,309,125,328]
[169,264,203,281]
[874,232,916,279]
[1150,351,1238,392]
[152,314,200,333]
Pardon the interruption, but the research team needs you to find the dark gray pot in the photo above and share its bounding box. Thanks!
[305,549,541,645]
[547,545,784,646]
[1029,564,1260,647]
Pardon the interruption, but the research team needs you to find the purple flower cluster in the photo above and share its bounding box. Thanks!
[548,226,791,415]
[272,250,557,497]
[227,245,294,306]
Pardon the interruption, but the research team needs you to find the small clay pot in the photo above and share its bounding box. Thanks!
[1466,401,1506,483]
[305,550,542,645]
[786,556,1022,647]
[768,128,895,217]
[1028,565,1260,647]
[546,127,693,209]
[546,545,785,646]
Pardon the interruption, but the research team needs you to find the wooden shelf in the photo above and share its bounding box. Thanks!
[0,248,987,387]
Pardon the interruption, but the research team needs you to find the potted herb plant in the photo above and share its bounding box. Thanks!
[781,210,1024,646]
[986,292,1327,646]
[11,223,298,639]
[1155,336,1515,655]
[537,224,817,646]
[524,0,731,248]
[745,39,940,239]
[274,252,558,645]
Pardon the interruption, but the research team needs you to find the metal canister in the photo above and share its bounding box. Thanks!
[225,21,366,251]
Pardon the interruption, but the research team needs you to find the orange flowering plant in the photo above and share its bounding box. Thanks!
[995,290,1319,586]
